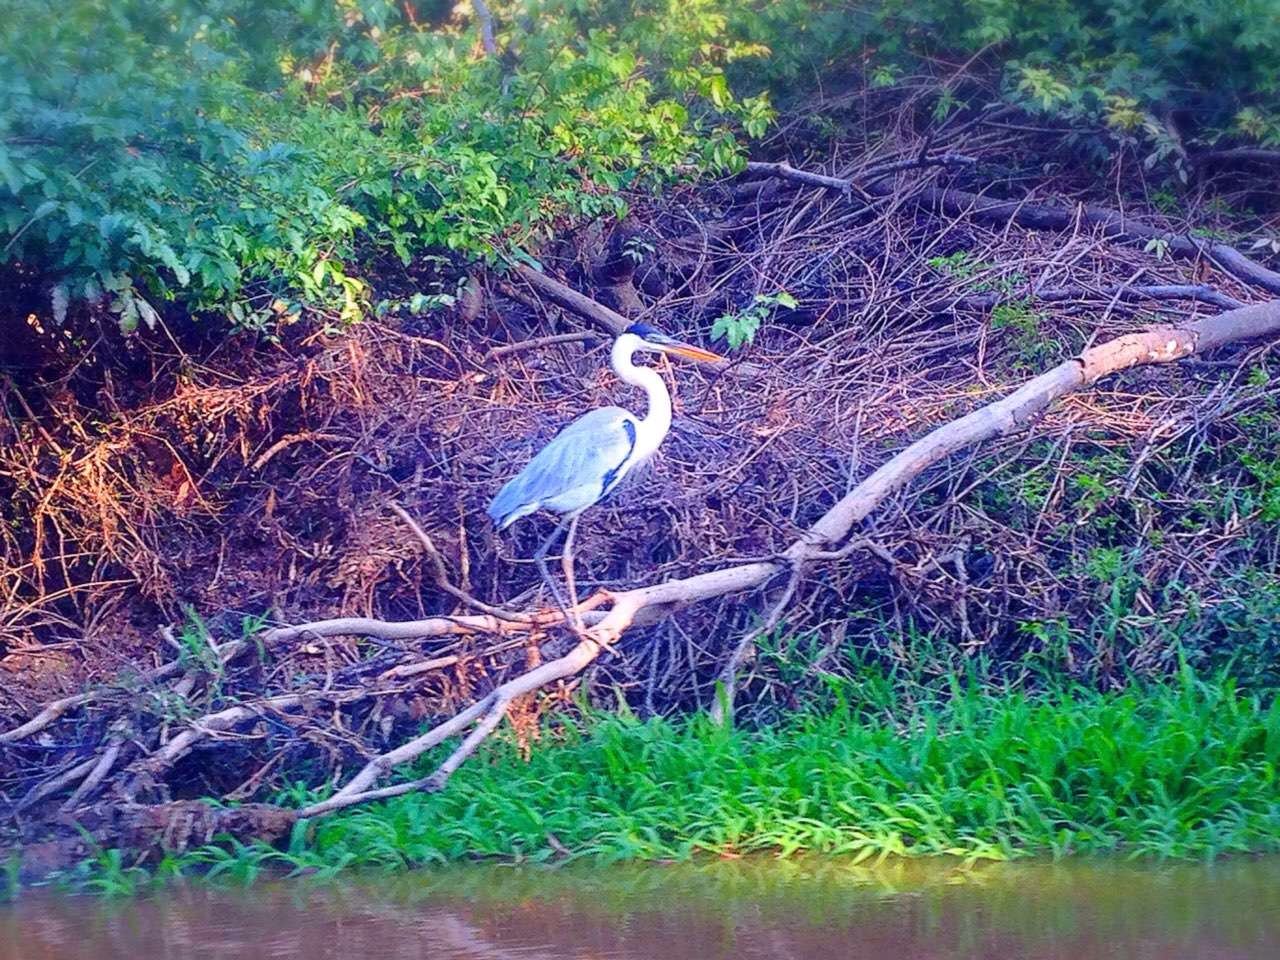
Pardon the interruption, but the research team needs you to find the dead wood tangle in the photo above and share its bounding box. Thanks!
[4,103,1280,869]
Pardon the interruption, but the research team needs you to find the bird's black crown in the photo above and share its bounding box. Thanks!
[624,322,661,339]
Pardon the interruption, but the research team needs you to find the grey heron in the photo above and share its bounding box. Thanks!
[487,322,722,623]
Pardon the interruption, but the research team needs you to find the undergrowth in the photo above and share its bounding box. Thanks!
[39,666,1280,897]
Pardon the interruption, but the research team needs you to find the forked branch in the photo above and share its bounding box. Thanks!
[262,298,1280,814]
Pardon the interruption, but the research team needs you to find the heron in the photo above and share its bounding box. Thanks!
[487,322,722,625]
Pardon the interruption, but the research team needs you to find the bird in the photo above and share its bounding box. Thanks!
[487,321,722,623]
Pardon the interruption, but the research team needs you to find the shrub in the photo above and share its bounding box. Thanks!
[0,0,766,333]
[4,1,1277,338]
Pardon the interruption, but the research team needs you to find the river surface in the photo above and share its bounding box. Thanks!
[4,856,1280,960]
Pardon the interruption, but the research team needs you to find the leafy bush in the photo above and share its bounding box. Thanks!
[4,1,1277,337]
[0,0,766,332]
[727,1,1280,165]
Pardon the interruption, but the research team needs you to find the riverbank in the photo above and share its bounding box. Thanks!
[30,668,1280,895]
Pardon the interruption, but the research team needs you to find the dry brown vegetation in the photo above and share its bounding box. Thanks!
[3,93,1280,863]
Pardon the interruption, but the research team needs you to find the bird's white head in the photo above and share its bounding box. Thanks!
[617,322,723,364]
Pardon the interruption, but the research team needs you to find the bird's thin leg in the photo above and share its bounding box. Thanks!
[533,517,575,627]
[560,513,584,633]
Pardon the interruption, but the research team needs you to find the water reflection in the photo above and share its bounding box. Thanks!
[3,856,1279,960]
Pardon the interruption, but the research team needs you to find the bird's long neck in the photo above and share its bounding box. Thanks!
[611,334,672,458]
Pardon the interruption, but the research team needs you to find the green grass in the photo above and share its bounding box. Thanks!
[39,667,1280,897]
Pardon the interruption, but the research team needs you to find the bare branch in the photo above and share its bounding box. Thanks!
[708,566,801,726]
[1198,147,1280,167]
[483,331,598,361]
[61,734,125,812]
[749,161,1280,295]
[15,757,97,812]
[388,501,533,623]
[960,283,1245,312]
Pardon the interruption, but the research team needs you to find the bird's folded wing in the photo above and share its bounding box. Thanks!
[488,406,637,522]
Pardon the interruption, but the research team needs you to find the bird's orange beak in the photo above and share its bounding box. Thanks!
[663,342,724,364]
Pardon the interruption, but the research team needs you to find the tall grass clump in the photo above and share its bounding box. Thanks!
[285,667,1280,869]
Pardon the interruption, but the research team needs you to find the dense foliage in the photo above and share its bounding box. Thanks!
[0,0,766,332]
[4,1,1277,338]
[739,1,1280,143]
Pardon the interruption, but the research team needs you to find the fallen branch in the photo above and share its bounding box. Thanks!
[960,283,1245,312]
[743,155,976,197]
[270,299,1280,813]
[1198,147,1280,167]
[2,691,98,744]
[15,757,97,813]
[863,152,978,182]
[483,331,598,361]
[903,187,1280,296]
[707,566,801,726]
[512,263,629,335]
[60,733,125,812]
[742,161,856,195]
[746,161,1280,296]
[1,632,251,744]
[506,265,763,377]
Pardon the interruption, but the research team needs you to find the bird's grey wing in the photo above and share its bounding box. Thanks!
[487,407,637,527]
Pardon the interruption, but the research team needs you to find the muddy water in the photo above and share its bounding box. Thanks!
[4,857,1280,960]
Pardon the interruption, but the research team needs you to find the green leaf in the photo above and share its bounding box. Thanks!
[0,148,24,194]
[117,297,139,335]
[135,296,160,331]
[50,283,68,326]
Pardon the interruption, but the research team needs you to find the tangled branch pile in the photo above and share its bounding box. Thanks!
[4,87,1280,865]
